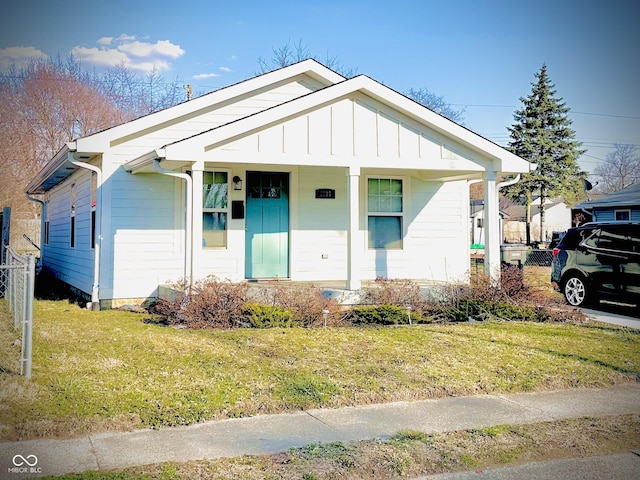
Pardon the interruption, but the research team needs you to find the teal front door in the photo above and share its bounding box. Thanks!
[245,172,289,278]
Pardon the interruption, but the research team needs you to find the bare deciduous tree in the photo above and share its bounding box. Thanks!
[0,58,130,228]
[406,87,465,124]
[593,143,640,193]
[257,39,358,78]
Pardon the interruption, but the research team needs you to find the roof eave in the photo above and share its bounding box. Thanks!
[25,144,74,194]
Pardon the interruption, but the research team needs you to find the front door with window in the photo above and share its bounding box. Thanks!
[245,172,289,278]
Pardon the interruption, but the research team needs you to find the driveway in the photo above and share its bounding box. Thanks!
[580,301,640,329]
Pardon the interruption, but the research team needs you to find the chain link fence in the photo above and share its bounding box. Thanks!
[0,246,36,378]
[525,249,553,267]
[471,247,554,273]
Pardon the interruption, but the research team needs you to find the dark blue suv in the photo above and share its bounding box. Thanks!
[551,222,640,307]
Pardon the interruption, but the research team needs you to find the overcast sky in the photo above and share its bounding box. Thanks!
[1,0,638,176]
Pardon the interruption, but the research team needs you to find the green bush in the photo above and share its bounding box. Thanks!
[245,303,295,328]
[348,304,413,325]
[441,299,545,323]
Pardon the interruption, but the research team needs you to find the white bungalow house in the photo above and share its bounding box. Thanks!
[26,60,531,308]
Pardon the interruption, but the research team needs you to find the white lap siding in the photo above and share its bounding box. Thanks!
[42,170,95,295]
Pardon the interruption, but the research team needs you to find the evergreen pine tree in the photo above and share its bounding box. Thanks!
[504,64,585,244]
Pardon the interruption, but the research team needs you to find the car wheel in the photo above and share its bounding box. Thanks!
[563,275,589,307]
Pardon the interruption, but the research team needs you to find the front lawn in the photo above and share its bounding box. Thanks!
[1,299,638,441]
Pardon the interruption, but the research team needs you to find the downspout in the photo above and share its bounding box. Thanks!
[68,156,102,309]
[152,159,193,290]
[25,193,45,265]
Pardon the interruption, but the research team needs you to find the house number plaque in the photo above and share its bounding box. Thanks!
[315,188,336,199]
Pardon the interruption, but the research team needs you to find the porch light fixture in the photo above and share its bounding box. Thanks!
[233,175,243,190]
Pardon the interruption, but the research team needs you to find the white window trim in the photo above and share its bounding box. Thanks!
[365,175,408,250]
[202,169,230,249]
[614,209,631,222]
[70,182,76,248]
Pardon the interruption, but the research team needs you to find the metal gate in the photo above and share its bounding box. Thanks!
[0,246,36,378]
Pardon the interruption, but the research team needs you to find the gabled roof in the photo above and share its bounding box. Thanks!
[27,59,532,194]
[574,183,640,210]
[76,59,344,152]
[125,74,530,176]
[26,60,344,194]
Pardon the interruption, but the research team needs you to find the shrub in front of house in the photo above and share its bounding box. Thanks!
[347,304,415,325]
[359,277,428,317]
[154,277,250,329]
[252,281,344,327]
[151,272,583,329]
[244,303,295,328]
[153,278,344,329]
[424,266,585,323]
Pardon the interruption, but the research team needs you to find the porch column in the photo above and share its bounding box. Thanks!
[483,171,501,285]
[191,164,204,281]
[347,166,361,290]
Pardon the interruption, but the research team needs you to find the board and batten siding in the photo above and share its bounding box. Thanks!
[219,93,490,174]
[42,170,95,296]
[105,167,183,301]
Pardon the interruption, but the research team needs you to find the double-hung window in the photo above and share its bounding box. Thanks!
[367,177,403,249]
[70,183,76,248]
[44,200,49,245]
[202,171,228,248]
[91,172,97,249]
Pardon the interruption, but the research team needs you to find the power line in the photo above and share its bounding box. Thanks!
[451,103,640,120]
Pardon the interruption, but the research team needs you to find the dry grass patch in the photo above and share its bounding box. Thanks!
[1,300,638,441]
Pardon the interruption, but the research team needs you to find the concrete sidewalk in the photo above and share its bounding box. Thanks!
[1,384,639,478]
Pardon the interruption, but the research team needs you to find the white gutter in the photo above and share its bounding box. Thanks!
[498,174,521,189]
[152,159,193,290]
[68,154,102,309]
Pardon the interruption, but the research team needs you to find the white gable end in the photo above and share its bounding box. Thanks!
[212,93,490,174]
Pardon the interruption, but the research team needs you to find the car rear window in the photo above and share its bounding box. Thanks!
[558,229,587,248]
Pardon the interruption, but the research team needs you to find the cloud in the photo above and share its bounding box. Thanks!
[70,34,184,73]
[96,37,114,46]
[219,66,232,73]
[193,72,222,80]
[0,46,47,72]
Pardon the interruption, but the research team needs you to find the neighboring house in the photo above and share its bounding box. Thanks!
[26,60,531,308]
[469,200,507,246]
[503,198,572,244]
[573,184,640,224]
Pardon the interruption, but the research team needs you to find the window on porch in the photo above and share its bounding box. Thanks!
[203,171,228,248]
[367,177,403,249]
